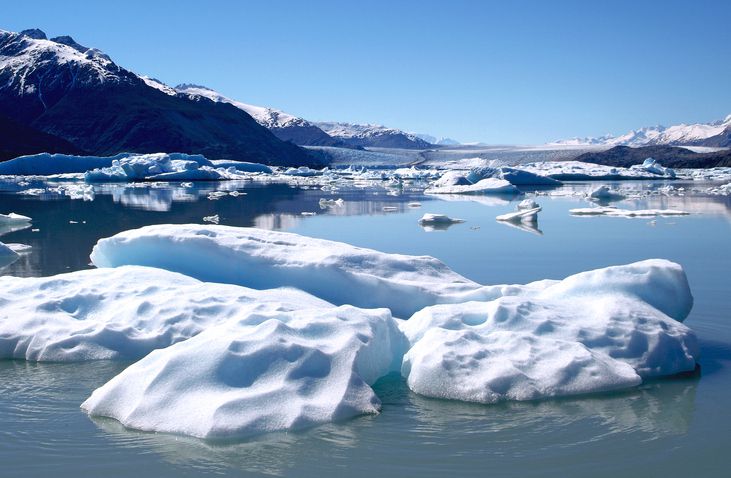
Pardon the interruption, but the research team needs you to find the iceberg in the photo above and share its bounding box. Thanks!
[631,158,676,178]
[588,185,625,200]
[81,305,405,440]
[0,153,126,175]
[400,259,697,403]
[0,212,32,224]
[466,166,562,186]
[0,266,332,361]
[496,206,541,224]
[90,225,537,319]
[425,178,520,196]
[84,153,238,182]
[418,213,465,232]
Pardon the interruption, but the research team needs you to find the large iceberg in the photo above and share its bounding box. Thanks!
[89,225,544,318]
[0,153,126,175]
[400,259,697,403]
[0,266,332,361]
[425,178,521,195]
[84,153,244,182]
[81,305,404,439]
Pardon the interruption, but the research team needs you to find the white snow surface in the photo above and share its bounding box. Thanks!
[316,121,425,142]
[0,266,333,361]
[552,114,731,146]
[174,84,312,130]
[81,305,404,439]
[89,225,543,319]
[425,178,520,195]
[496,206,541,224]
[522,161,678,180]
[400,259,697,403]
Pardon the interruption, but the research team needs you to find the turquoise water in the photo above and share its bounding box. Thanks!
[1,179,730,477]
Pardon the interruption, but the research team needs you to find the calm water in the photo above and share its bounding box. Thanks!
[1,178,730,477]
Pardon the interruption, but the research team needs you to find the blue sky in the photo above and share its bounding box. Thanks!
[4,0,730,144]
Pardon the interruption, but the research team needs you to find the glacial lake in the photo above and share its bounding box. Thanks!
[1,178,730,477]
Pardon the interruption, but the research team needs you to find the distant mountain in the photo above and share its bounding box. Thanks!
[576,145,731,169]
[172,83,345,147]
[414,134,460,146]
[315,122,433,149]
[0,113,85,161]
[0,29,315,166]
[553,115,731,148]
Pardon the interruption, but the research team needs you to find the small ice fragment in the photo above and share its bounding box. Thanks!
[202,215,220,224]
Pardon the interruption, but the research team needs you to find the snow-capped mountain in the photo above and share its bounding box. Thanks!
[0,28,313,166]
[173,84,343,147]
[414,133,460,146]
[315,122,433,149]
[553,115,731,148]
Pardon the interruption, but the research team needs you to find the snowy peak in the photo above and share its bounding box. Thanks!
[553,114,731,147]
[174,83,309,129]
[315,122,433,149]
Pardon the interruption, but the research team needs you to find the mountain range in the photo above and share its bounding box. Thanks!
[553,115,731,148]
[0,29,314,166]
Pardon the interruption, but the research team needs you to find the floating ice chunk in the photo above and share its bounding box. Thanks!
[631,158,676,178]
[521,161,677,181]
[0,266,332,361]
[400,259,697,404]
[517,198,539,210]
[425,178,520,195]
[466,166,562,186]
[89,225,540,318]
[0,153,126,175]
[496,206,541,224]
[588,185,625,200]
[382,206,399,212]
[418,213,465,225]
[202,214,220,224]
[570,207,690,217]
[83,153,245,183]
[418,213,465,231]
[81,305,405,440]
[432,171,473,188]
[407,202,422,208]
[0,212,32,224]
[319,198,344,208]
[402,328,641,403]
[209,160,272,174]
[283,166,320,177]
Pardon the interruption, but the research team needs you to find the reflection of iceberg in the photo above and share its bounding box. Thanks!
[428,193,511,207]
[497,219,543,236]
[406,374,697,439]
[0,221,31,238]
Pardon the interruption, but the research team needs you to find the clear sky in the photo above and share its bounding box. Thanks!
[4,0,730,144]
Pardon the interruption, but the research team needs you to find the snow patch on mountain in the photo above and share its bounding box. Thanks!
[553,115,731,147]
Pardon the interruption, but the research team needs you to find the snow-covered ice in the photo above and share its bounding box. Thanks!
[0,212,32,224]
[496,206,541,224]
[418,214,465,225]
[89,225,535,318]
[588,185,625,200]
[84,153,249,182]
[81,305,405,439]
[425,178,520,195]
[400,259,697,403]
[0,266,333,361]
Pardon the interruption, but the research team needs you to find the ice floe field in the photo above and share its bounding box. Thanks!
[1,155,730,477]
